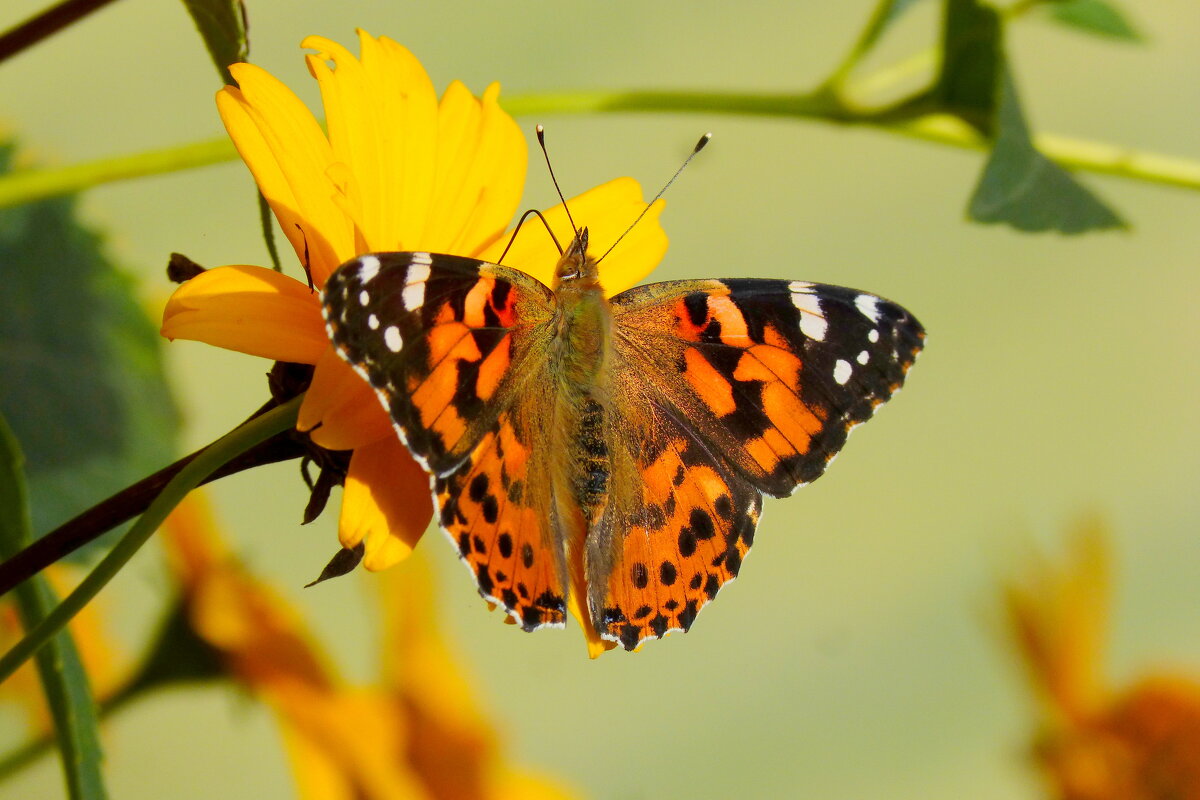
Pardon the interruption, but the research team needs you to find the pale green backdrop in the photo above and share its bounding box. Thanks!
[2,1,1199,798]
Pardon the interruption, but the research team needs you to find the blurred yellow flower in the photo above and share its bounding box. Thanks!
[159,31,667,603]
[161,494,579,800]
[1004,518,1200,800]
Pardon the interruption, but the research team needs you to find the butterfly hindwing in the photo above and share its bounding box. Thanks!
[434,404,568,631]
[587,400,764,650]
[609,278,924,497]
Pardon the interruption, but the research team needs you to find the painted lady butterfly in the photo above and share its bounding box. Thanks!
[322,227,923,651]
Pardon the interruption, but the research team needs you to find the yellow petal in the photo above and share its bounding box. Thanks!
[339,436,432,571]
[297,349,393,450]
[274,689,424,800]
[161,265,328,364]
[378,555,489,726]
[220,64,355,286]
[1004,516,1112,721]
[303,32,439,253]
[479,177,667,294]
[424,81,527,255]
[489,769,581,800]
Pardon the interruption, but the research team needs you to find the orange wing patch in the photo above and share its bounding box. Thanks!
[591,409,763,651]
[434,409,566,631]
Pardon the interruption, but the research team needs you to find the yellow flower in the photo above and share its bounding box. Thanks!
[161,494,579,800]
[160,31,666,593]
[1003,518,1200,799]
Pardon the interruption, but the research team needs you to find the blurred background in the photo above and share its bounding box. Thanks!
[1,0,1199,797]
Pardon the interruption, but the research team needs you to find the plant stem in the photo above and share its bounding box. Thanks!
[0,0,122,65]
[0,136,236,209]
[0,90,1197,209]
[0,430,306,598]
[0,396,302,684]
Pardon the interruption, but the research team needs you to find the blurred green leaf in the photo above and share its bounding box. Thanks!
[968,68,1125,233]
[1047,0,1142,42]
[935,0,1003,133]
[0,413,108,800]
[0,141,178,549]
[180,0,248,85]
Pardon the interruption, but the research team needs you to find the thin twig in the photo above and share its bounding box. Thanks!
[0,0,122,65]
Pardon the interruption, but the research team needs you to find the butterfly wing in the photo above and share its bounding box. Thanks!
[609,278,924,496]
[323,252,567,630]
[587,398,764,650]
[589,278,923,648]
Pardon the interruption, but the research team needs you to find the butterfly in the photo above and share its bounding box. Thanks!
[321,227,924,651]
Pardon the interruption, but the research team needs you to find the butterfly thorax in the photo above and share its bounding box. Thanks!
[546,228,614,534]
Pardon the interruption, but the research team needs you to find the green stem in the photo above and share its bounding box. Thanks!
[823,0,902,88]
[0,690,130,781]
[502,89,851,119]
[0,396,302,684]
[0,136,235,208]
[0,90,1197,209]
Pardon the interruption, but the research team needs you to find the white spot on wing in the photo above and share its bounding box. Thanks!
[857,350,869,365]
[834,359,852,385]
[402,282,425,310]
[358,289,370,306]
[368,314,379,330]
[788,281,827,341]
[403,259,431,310]
[358,255,381,283]
[868,329,880,343]
[384,326,403,352]
[855,294,881,323]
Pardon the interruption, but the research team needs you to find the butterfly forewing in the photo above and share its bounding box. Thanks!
[609,278,924,497]
[323,252,555,474]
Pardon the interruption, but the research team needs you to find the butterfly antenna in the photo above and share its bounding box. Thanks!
[596,132,711,265]
[536,125,579,237]
[497,208,563,264]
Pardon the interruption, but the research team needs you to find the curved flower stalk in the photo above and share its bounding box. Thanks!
[160,32,667,584]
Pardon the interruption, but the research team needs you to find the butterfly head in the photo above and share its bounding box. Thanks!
[553,227,601,290]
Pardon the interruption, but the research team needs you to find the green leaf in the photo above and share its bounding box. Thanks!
[968,67,1125,233]
[0,413,108,800]
[1047,0,1142,42]
[0,142,179,550]
[180,0,248,85]
[934,0,1004,132]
